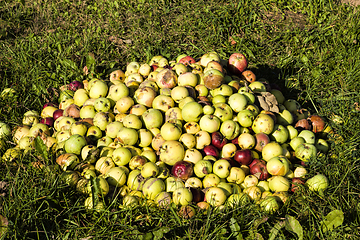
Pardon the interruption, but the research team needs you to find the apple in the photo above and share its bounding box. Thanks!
[252,113,275,135]
[178,55,196,66]
[228,93,248,113]
[133,86,157,107]
[266,156,290,176]
[308,115,326,133]
[126,61,140,74]
[181,102,203,122]
[212,159,231,178]
[259,196,280,214]
[165,176,185,192]
[241,70,256,83]
[226,193,250,208]
[289,137,306,151]
[221,143,237,158]
[276,109,294,126]
[94,156,115,175]
[142,109,163,129]
[155,69,178,89]
[315,138,329,153]
[142,178,166,200]
[89,79,108,99]
[298,130,316,144]
[105,167,127,187]
[211,132,228,149]
[220,120,241,140]
[202,173,221,188]
[127,169,145,191]
[117,127,138,146]
[262,142,284,161]
[154,191,172,209]
[195,131,211,149]
[205,187,227,207]
[199,115,221,133]
[243,186,262,202]
[170,86,189,103]
[140,162,159,178]
[237,132,255,149]
[295,143,317,162]
[177,72,198,87]
[159,140,185,166]
[211,84,233,97]
[226,167,246,184]
[185,177,203,189]
[227,53,248,75]
[171,160,194,180]
[128,155,148,170]
[116,96,134,113]
[200,52,221,67]
[179,133,196,149]
[233,149,253,165]
[306,174,328,193]
[213,103,233,122]
[237,109,255,128]
[268,176,290,192]
[254,133,270,152]
[250,160,270,180]
[172,187,193,206]
[194,160,213,178]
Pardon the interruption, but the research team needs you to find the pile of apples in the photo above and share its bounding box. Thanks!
[1,52,330,215]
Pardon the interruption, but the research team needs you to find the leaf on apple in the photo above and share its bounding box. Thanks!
[257,92,279,113]
[320,209,344,233]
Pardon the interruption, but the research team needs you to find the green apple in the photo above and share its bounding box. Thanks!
[159,140,185,166]
[194,160,213,178]
[142,178,165,200]
[213,159,231,179]
[173,187,193,206]
[268,176,290,192]
[266,156,290,176]
[228,93,247,112]
[181,102,203,122]
[205,187,227,207]
[105,167,127,187]
[199,115,221,133]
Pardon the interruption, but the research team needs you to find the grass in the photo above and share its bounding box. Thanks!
[1,0,360,239]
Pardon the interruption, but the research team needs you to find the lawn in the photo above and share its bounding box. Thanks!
[0,0,360,239]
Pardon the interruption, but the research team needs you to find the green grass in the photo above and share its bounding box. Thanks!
[1,0,360,239]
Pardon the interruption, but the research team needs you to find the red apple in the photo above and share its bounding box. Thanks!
[228,53,248,75]
[53,109,64,121]
[241,70,256,83]
[233,149,253,166]
[171,161,194,180]
[179,56,196,66]
[254,133,270,152]
[249,158,262,169]
[250,161,270,180]
[203,145,220,158]
[40,117,54,127]
[211,132,228,150]
[68,80,84,91]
